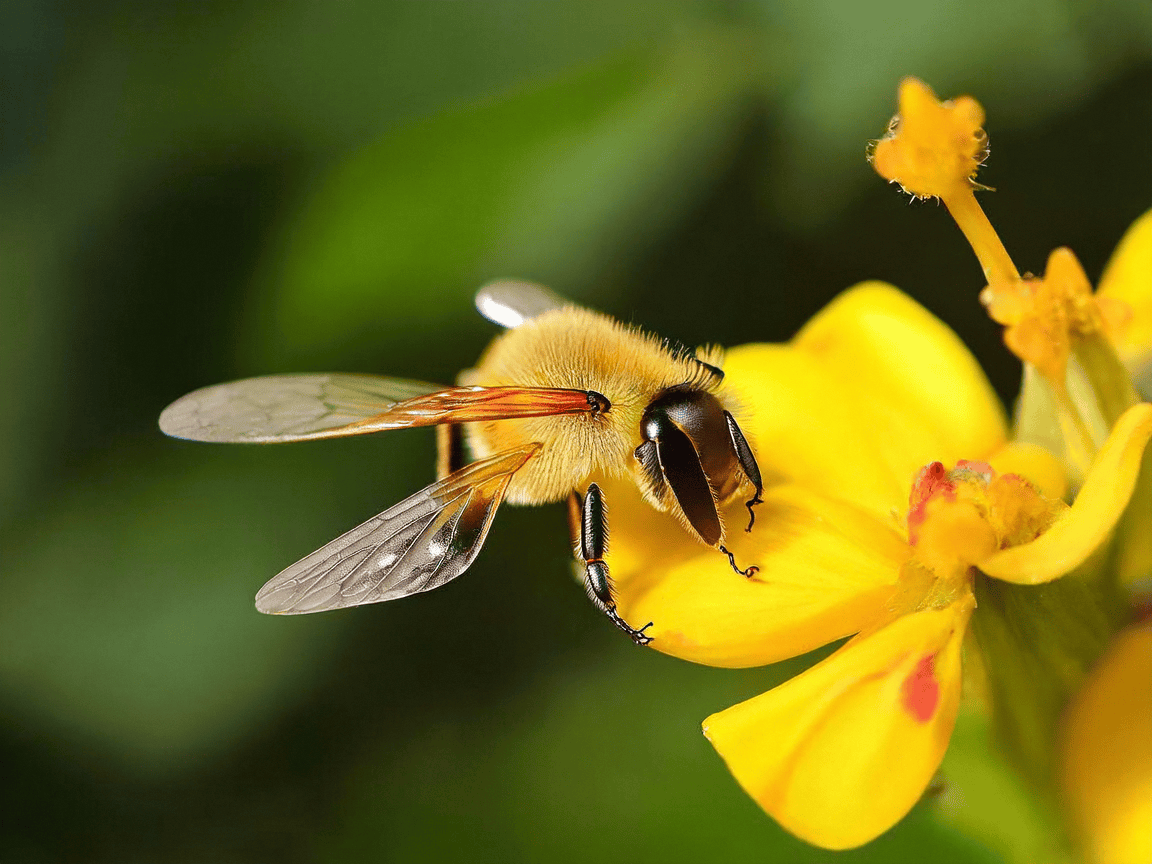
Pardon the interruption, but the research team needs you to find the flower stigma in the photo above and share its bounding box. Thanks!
[870,77,1142,481]
[869,78,1016,291]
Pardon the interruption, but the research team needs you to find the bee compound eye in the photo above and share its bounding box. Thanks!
[585,390,611,414]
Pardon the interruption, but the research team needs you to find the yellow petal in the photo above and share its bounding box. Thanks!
[605,480,909,668]
[980,402,1152,584]
[986,441,1069,501]
[794,283,1008,458]
[1060,623,1152,864]
[723,282,1006,519]
[1113,454,1152,591]
[703,597,974,850]
[721,344,908,518]
[1098,208,1152,370]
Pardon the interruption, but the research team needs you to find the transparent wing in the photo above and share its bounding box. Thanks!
[474,279,569,328]
[160,375,598,443]
[254,444,540,614]
[159,374,443,443]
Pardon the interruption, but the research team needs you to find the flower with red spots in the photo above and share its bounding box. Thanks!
[868,78,1152,864]
[594,282,1151,850]
[587,78,1152,851]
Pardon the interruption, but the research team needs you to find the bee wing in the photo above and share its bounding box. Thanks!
[474,279,569,328]
[255,444,540,614]
[160,374,598,443]
[159,374,442,443]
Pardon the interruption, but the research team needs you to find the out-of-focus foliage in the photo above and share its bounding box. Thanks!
[253,37,755,360]
[0,444,349,770]
[3,1,1151,861]
[321,650,996,863]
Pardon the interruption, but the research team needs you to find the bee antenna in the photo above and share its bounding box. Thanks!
[693,357,725,382]
[660,336,725,383]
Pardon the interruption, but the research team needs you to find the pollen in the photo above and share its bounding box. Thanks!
[981,247,1108,381]
[901,653,940,723]
[984,473,1065,548]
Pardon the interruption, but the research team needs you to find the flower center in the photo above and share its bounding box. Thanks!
[906,460,1065,583]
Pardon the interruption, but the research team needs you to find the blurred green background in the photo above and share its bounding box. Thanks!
[3,2,1151,862]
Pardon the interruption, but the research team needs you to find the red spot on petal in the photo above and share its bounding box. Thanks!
[907,463,954,545]
[901,654,940,723]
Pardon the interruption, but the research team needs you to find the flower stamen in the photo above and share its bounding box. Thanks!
[907,460,1065,583]
[944,189,1020,293]
[871,78,1142,464]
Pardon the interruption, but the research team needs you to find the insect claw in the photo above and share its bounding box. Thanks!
[607,607,654,646]
[633,621,655,646]
[744,492,763,532]
[719,544,759,579]
[629,623,655,647]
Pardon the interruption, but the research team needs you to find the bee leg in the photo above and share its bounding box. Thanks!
[435,424,466,481]
[723,411,764,532]
[576,484,653,646]
[585,562,654,646]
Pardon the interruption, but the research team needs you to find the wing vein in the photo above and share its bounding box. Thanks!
[254,445,539,614]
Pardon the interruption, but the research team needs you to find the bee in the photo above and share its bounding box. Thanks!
[159,282,763,645]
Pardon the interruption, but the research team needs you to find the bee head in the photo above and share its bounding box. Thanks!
[634,385,739,546]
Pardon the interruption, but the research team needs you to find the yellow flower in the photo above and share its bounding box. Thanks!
[872,77,1152,593]
[1099,207,1152,395]
[1060,622,1152,864]
[869,78,1152,862]
[598,284,1152,850]
[983,247,1108,385]
[1097,207,1152,590]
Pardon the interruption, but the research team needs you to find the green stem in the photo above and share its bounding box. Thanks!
[969,567,1124,799]
[1073,335,1141,430]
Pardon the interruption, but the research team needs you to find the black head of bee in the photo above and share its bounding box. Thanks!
[634,385,744,547]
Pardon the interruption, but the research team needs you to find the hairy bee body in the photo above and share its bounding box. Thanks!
[158,281,762,641]
[461,306,725,506]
